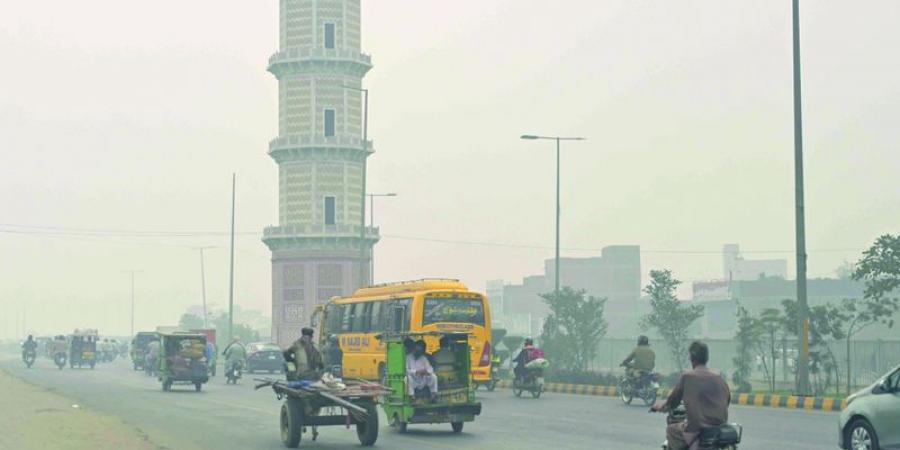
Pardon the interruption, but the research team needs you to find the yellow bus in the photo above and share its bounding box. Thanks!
[317,279,492,383]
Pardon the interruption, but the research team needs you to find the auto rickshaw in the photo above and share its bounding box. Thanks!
[131,331,159,371]
[157,332,209,392]
[68,329,99,369]
[380,331,482,433]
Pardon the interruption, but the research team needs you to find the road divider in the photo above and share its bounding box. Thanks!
[493,380,846,411]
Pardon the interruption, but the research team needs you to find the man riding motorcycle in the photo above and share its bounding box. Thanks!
[223,337,247,380]
[21,335,38,363]
[651,341,731,450]
[620,335,656,388]
[512,338,544,382]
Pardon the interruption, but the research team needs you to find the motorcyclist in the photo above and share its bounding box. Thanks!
[651,341,731,450]
[22,335,38,362]
[620,335,656,388]
[223,337,247,378]
[205,340,217,376]
[512,338,544,382]
[145,339,161,374]
[52,335,67,355]
[283,327,324,381]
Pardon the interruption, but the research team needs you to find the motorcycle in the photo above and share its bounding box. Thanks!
[512,367,544,398]
[485,363,500,391]
[225,360,243,385]
[657,406,742,450]
[23,350,36,368]
[54,352,67,370]
[618,371,659,406]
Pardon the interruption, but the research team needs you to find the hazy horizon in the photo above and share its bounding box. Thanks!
[2,0,899,338]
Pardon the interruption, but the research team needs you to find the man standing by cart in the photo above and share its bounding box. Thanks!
[284,327,324,380]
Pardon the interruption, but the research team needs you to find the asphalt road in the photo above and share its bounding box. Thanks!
[1,357,836,450]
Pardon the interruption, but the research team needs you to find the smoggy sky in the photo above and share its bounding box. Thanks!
[1,0,898,338]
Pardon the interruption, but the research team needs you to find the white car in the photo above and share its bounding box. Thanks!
[839,365,900,450]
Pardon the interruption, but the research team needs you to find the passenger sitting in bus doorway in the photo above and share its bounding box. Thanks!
[432,336,456,386]
[406,340,438,402]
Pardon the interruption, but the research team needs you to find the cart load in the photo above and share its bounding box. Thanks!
[158,332,209,392]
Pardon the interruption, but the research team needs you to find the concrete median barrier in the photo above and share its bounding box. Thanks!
[494,380,846,411]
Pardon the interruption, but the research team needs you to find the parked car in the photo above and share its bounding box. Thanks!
[839,364,900,450]
[246,342,284,374]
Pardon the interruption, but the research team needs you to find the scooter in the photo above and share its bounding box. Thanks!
[656,406,742,450]
[225,360,243,385]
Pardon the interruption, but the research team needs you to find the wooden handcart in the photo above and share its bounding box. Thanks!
[256,378,390,448]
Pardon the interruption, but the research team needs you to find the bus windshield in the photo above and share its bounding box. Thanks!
[422,297,485,326]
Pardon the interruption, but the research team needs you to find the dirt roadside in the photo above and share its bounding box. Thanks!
[0,367,164,450]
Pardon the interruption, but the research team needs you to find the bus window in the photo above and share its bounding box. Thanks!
[340,303,352,332]
[423,297,485,326]
[369,301,384,332]
[352,303,370,332]
[325,303,343,334]
[388,298,411,332]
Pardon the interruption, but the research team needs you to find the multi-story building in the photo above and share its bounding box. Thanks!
[263,0,378,347]
[723,243,787,281]
[491,245,642,337]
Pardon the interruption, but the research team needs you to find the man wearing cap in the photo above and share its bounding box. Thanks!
[284,327,324,380]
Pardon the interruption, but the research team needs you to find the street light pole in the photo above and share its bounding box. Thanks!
[228,173,236,344]
[194,246,215,328]
[792,0,811,396]
[366,192,397,282]
[343,85,369,287]
[126,270,142,336]
[520,134,586,296]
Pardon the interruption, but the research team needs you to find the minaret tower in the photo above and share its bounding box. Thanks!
[264,0,377,346]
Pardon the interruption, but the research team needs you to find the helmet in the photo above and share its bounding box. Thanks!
[638,335,649,346]
[524,337,534,346]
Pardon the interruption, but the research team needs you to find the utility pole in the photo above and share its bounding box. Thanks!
[228,174,236,344]
[520,134,586,295]
[194,246,215,328]
[366,192,396,283]
[126,270,142,336]
[792,0,811,396]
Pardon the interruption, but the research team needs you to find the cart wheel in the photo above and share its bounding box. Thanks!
[195,382,202,392]
[451,422,464,433]
[391,414,407,434]
[280,399,304,448]
[513,387,523,397]
[356,402,379,446]
[531,388,542,399]
[162,380,172,392]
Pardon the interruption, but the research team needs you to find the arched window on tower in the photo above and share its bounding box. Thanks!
[324,23,335,49]
[324,109,335,137]
[324,196,336,225]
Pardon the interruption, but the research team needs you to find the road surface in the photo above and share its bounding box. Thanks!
[1,356,836,450]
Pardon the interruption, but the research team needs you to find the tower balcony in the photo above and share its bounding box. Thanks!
[268,48,372,78]
[268,134,374,163]
[262,224,380,251]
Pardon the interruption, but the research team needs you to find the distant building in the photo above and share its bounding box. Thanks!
[723,243,787,281]
[489,245,642,337]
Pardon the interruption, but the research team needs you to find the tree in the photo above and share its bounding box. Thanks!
[836,234,900,394]
[781,299,844,395]
[209,313,260,347]
[732,305,760,393]
[640,270,704,372]
[539,287,608,372]
[178,313,204,331]
[756,308,783,392]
